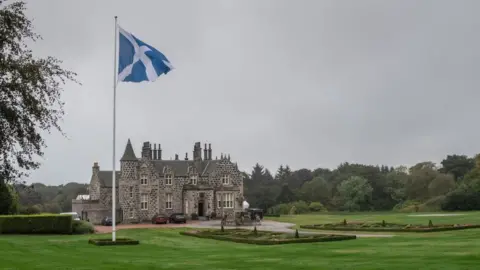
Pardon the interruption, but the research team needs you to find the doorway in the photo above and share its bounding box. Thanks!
[198,202,204,217]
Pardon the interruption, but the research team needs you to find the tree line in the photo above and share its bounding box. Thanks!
[243,154,480,214]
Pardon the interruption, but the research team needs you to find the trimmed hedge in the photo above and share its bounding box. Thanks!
[0,214,73,234]
[72,220,95,234]
[300,223,480,233]
[180,229,356,245]
[88,238,140,246]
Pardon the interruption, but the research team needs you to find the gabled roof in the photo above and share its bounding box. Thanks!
[98,171,121,187]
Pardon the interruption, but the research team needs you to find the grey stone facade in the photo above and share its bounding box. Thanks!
[73,140,244,224]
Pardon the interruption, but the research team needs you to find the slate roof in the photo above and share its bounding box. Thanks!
[120,139,137,161]
[152,159,221,176]
[98,171,121,187]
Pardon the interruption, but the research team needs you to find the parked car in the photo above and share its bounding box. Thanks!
[101,216,120,226]
[169,213,186,223]
[60,212,80,221]
[151,214,169,224]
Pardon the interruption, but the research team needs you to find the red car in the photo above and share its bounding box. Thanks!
[151,214,169,224]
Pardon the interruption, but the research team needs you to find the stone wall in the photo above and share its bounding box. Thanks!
[89,164,100,200]
[119,160,139,224]
[72,199,120,225]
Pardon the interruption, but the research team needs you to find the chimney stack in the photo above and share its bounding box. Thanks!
[157,144,162,160]
[175,154,179,160]
[208,143,212,160]
[193,142,201,161]
[185,152,189,160]
[204,143,208,160]
[153,144,158,160]
[141,142,152,159]
[92,162,99,174]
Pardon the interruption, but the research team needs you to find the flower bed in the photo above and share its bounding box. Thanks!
[88,238,140,246]
[180,229,356,245]
[300,220,480,232]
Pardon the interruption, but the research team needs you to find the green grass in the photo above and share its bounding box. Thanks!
[1,212,480,269]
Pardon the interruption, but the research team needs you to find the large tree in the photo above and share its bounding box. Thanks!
[0,0,77,184]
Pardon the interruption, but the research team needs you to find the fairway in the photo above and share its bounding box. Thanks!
[1,212,480,270]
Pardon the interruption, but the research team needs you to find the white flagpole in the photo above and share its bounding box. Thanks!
[112,15,118,242]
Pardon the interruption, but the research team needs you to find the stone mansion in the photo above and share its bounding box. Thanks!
[72,140,244,224]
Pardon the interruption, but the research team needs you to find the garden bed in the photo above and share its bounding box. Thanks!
[180,229,356,245]
[300,220,480,232]
[88,238,140,246]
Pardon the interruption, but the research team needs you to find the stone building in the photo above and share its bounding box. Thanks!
[72,140,244,224]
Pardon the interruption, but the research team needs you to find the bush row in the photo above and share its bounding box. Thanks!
[300,224,480,233]
[0,214,73,234]
[268,201,328,215]
[0,214,94,234]
[179,230,356,245]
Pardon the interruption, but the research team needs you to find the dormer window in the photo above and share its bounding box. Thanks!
[165,174,172,185]
[140,175,148,185]
[221,174,230,185]
[190,175,198,185]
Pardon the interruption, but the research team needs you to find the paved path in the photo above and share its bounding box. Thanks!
[186,220,394,238]
[95,220,394,238]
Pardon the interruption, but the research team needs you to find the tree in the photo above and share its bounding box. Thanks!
[299,176,331,204]
[428,173,456,197]
[0,182,18,214]
[439,155,474,181]
[0,1,78,184]
[335,176,373,211]
[276,184,296,204]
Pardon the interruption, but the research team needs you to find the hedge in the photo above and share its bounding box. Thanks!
[180,230,356,245]
[300,224,480,233]
[88,238,140,246]
[0,214,73,234]
[72,220,95,234]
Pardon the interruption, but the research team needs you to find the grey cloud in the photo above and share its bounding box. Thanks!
[19,0,480,184]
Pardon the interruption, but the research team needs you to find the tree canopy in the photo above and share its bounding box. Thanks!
[0,0,77,184]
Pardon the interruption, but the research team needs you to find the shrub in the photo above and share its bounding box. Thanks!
[382,220,386,227]
[72,220,94,234]
[308,202,328,212]
[295,229,299,238]
[0,214,73,234]
[428,220,433,227]
[191,213,199,220]
[441,190,480,211]
[88,238,139,246]
[253,226,258,235]
[393,200,422,212]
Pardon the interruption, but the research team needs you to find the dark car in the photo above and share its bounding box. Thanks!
[101,216,120,226]
[169,213,186,224]
[151,214,169,224]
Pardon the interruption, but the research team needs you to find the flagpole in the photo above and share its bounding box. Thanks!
[112,15,118,242]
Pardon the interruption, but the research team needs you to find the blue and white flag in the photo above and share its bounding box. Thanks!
[117,25,173,83]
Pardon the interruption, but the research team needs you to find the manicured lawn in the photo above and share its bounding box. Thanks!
[1,212,480,269]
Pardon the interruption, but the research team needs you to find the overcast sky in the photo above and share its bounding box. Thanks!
[21,0,480,185]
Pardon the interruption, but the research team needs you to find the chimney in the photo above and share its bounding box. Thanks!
[228,154,230,161]
[141,141,152,159]
[92,162,99,174]
[153,144,158,160]
[208,143,212,160]
[185,152,189,160]
[175,154,179,160]
[193,142,201,161]
[158,144,162,160]
[204,143,208,160]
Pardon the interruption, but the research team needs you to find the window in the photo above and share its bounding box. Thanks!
[165,174,172,185]
[140,175,148,185]
[190,175,198,185]
[140,194,148,210]
[166,193,172,209]
[217,193,234,208]
[129,186,133,198]
[221,174,230,185]
[129,209,134,218]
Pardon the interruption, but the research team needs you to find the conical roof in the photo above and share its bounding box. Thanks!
[120,139,137,161]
